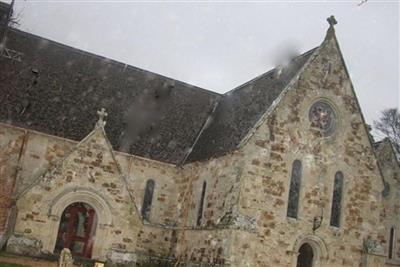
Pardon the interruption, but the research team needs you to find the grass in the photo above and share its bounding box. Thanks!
[0,263,28,267]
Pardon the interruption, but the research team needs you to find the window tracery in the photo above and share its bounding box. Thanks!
[309,101,336,136]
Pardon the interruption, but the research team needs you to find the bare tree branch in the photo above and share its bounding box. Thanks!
[374,108,400,154]
[358,0,368,6]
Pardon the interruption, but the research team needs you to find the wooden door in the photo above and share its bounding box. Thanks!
[55,202,97,258]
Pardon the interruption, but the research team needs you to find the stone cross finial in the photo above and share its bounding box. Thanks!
[327,15,337,27]
[96,108,108,127]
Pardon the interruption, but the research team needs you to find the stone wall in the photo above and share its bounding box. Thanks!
[134,152,244,264]
[375,139,400,266]
[0,122,237,265]
[7,126,141,261]
[115,153,181,227]
[228,29,386,266]
[0,125,25,247]
[15,130,75,195]
[0,27,398,267]
[182,154,243,228]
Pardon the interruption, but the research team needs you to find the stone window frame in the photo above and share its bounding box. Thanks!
[141,179,155,222]
[196,181,207,227]
[329,171,344,228]
[287,159,303,219]
[291,234,329,267]
[46,187,113,261]
[389,226,396,259]
[308,98,339,138]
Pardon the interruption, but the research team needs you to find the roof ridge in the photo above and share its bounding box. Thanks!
[236,47,320,150]
[185,45,318,163]
[223,46,319,96]
[8,28,221,97]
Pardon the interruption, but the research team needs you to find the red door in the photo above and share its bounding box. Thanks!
[55,202,97,258]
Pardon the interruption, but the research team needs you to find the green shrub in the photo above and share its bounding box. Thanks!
[0,262,28,267]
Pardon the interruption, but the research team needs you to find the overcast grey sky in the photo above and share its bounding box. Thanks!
[7,0,399,135]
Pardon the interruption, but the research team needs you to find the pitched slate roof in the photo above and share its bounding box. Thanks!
[186,48,317,162]
[0,10,315,164]
[0,28,220,164]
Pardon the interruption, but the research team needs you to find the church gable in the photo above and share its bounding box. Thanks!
[17,122,132,204]
[375,139,400,186]
[232,22,385,266]
[11,118,142,260]
[241,23,384,196]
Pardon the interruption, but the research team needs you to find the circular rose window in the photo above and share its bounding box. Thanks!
[309,101,336,136]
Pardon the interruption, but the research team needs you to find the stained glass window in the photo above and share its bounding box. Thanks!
[389,227,395,259]
[197,181,207,226]
[309,101,336,136]
[142,179,155,221]
[287,160,302,218]
[330,171,344,227]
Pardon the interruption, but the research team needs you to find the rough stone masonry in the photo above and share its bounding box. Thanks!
[0,3,398,266]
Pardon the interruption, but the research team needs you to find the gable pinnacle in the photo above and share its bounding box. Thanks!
[96,108,108,128]
[327,15,337,27]
[324,15,338,41]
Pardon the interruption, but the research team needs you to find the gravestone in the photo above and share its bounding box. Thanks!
[59,248,74,267]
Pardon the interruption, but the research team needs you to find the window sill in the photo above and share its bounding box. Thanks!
[287,217,300,225]
[386,258,400,266]
[329,225,341,236]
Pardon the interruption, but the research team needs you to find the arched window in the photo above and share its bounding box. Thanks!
[141,179,155,221]
[196,181,207,226]
[330,171,344,227]
[389,227,395,259]
[287,160,302,218]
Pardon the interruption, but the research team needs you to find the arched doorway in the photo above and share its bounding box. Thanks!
[291,235,328,267]
[45,188,113,260]
[297,243,314,267]
[54,202,97,258]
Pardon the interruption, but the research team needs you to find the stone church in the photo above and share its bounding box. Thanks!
[0,2,399,267]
